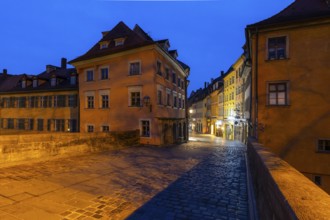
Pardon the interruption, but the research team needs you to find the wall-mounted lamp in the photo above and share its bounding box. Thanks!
[143,95,152,112]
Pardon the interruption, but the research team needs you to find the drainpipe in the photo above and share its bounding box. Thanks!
[254,28,259,140]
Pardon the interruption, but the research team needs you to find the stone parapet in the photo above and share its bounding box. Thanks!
[0,130,139,167]
[248,138,330,220]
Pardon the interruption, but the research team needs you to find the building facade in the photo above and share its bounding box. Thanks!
[69,22,190,145]
[246,0,330,193]
[0,59,79,134]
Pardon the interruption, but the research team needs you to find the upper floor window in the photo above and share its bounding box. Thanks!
[87,96,94,108]
[101,95,109,108]
[130,92,141,107]
[51,77,57,87]
[100,41,109,49]
[172,72,176,84]
[267,82,288,106]
[165,68,170,80]
[68,95,78,107]
[156,61,162,76]
[129,62,141,75]
[100,67,109,80]
[115,38,125,46]
[33,79,38,88]
[86,70,94,81]
[317,139,330,152]
[157,90,162,105]
[70,75,77,85]
[268,36,287,60]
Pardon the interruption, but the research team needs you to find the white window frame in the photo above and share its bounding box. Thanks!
[128,86,142,107]
[266,35,289,60]
[99,66,109,80]
[266,81,290,106]
[99,90,110,108]
[85,91,95,109]
[129,61,141,76]
[140,119,151,138]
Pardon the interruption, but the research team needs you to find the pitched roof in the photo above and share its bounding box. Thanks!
[69,22,189,72]
[247,0,330,28]
[69,21,155,63]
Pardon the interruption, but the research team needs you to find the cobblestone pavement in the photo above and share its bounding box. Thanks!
[0,134,249,219]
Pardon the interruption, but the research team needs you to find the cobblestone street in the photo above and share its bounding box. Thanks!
[0,134,249,220]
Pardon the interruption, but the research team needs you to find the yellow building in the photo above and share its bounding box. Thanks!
[69,22,189,145]
[246,0,330,193]
[0,59,79,133]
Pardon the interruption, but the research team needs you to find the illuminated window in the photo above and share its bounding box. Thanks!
[267,82,288,105]
[129,62,140,75]
[141,120,150,137]
[317,139,330,152]
[268,36,287,60]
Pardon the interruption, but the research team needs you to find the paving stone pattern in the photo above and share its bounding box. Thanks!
[0,135,248,220]
[127,145,249,220]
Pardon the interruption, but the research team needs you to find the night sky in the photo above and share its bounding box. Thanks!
[0,0,293,94]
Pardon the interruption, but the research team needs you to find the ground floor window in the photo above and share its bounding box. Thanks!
[18,119,25,130]
[55,119,65,132]
[140,120,150,137]
[37,119,43,131]
[87,125,94,133]
[102,125,110,132]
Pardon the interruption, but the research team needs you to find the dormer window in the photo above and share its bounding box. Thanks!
[114,38,125,46]
[99,41,109,49]
[22,79,26,88]
[33,78,38,88]
[51,77,57,87]
[70,74,77,85]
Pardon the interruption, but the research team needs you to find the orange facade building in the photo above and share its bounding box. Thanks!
[246,0,330,193]
[70,22,190,145]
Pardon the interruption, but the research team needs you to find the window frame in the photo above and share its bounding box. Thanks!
[266,35,289,60]
[129,61,141,76]
[86,69,94,82]
[128,86,142,107]
[100,66,109,80]
[266,81,290,106]
[140,119,151,138]
[317,139,330,153]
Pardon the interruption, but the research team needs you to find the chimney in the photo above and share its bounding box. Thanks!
[204,82,207,88]
[61,58,67,69]
[3,69,7,75]
[221,71,224,76]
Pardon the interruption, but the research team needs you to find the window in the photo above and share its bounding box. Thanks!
[173,93,177,108]
[47,119,52,131]
[141,120,150,137]
[268,36,287,60]
[129,62,141,75]
[172,72,176,84]
[314,176,322,186]
[33,79,38,88]
[317,139,330,152]
[165,68,170,80]
[178,97,182,108]
[87,96,94,109]
[166,89,171,106]
[131,92,141,107]
[87,125,94,132]
[29,96,39,108]
[27,119,34,130]
[68,119,77,132]
[100,42,108,49]
[68,95,77,107]
[86,70,94,81]
[156,61,162,76]
[100,67,109,80]
[7,118,14,129]
[101,95,109,108]
[115,38,125,46]
[70,75,77,85]
[55,119,65,132]
[56,95,66,107]
[22,80,26,88]
[177,78,181,88]
[157,90,162,105]
[18,97,26,108]
[268,82,288,105]
[182,96,185,109]
[18,119,25,130]
[51,77,57,87]
[102,125,110,132]
[37,119,43,131]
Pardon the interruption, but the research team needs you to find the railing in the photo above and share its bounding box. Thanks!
[247,138,330,220]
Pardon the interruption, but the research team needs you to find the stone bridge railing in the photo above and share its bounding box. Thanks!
[247,138,330,220]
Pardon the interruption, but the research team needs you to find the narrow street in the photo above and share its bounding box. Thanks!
[0,134,249,220]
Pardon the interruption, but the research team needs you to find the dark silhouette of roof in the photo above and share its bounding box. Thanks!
[0,65,77,93]
[247,0,330,28]
[69,21,189,72]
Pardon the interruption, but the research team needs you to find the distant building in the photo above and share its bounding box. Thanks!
[0,58,79,133]
[246,0,330,193]
[69,22,190,145]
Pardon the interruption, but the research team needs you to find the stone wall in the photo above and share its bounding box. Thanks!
[0,130,139,167]
[247,138,330,220]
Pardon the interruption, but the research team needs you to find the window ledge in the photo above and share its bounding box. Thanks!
[265,57,290,62]
[316,151,330,154]
[266,104,290,107]
[128,74,142,76]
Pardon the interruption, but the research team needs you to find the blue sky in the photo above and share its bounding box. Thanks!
[0,0,293,94]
